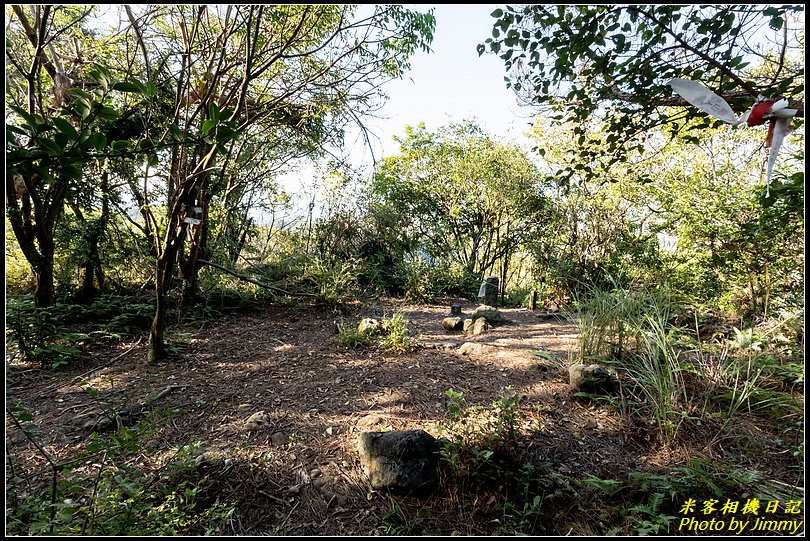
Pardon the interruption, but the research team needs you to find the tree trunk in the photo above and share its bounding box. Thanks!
[148,259,170,364]
[34,256,55,308]
[148,222,184,364]
[6,177,63,308]
[77,218,106,302]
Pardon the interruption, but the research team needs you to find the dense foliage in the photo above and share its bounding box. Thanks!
[5,4,804,536]
[480,5,804,179]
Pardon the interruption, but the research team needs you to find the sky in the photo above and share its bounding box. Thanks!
[348,4,537,163]
[291,4,541,217]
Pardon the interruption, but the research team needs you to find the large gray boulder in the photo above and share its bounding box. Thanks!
[568,363,618,394]
[471,305,505,325]
[357,430,441,495]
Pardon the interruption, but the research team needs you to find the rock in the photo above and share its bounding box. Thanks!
[468,317,489,336]
[462,318,474,332]
[568,364,618,394]
[358,318,381,334]
[313,477,328,489]
[244,411,272,431]
[422,341,461,350]
[356,413,387,431]
[458,342,495,356]
[450,303,462,316]
[270,432,287,447]
[195,450,225,468]
[357,430,441,495]
[442,317,464,331]
[325,426,340,436]
[471,305,505,324]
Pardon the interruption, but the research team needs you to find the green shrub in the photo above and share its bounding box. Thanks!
[6,296,81,368]
[439,386,525,474]
[393,256,478,302]
[337,321,375,348]
[379,312,417,352]
[6,407,234,536]
[304,256,363,304]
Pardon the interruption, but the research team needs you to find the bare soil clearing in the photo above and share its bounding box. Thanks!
[6,299,802,535]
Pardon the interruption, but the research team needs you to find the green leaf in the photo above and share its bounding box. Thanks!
[69,87,91,100]
[169,123,184,141]
[88,132,107,151]
[73,98,92,120]
[145,81,158,97]
[215,125,235,143]
[97,106,120,121]
[8,104,37,129]
[113,81,143,93]
[201,119,217,135]
[52,117,78,140]
[491,8,504,18]
[34,136,62,155]
[7,124,28,137]
[54,132,70,149]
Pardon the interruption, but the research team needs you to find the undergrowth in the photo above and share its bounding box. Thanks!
[6,405,234,535]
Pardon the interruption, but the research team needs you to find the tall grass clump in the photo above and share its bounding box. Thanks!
[567,279,688,444]
[623,315,688,445]
[568,277,802,449]
[567,278,673,363]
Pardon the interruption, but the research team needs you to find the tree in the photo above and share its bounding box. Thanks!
[371,121,549,296]
[641,132,804,316]
[526,121,666,297]
[527,110,804,315]
[6,5,121,307]
[106,5,435,362]
[480,5,804,179]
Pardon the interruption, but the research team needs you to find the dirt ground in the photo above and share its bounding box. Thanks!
[5,298,803,535]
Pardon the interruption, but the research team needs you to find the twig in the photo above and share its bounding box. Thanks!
[145,384,185,406]
[258,490,288,505]
[278,500,300,532]
[68,336,143,388]
[197,258,316,297]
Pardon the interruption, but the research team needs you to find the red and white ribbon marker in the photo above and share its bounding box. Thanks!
[667,78,797,194]
[183,217,201,245]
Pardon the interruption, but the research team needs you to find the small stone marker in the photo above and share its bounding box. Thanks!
[357,430,440,495]
[478,276,499,306]
[450,303,462,316]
